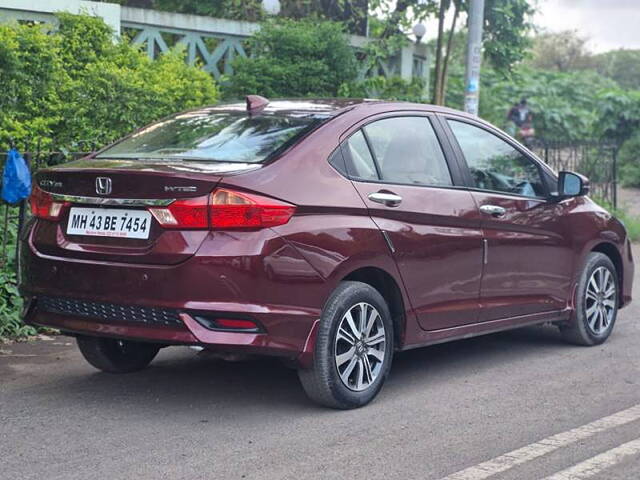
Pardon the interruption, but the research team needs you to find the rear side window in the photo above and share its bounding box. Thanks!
[363,117,452,186]
[345,130,379,180]
[97,111,327,163]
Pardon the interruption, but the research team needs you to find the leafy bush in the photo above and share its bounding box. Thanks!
[619,132,640,188]
[0,208,34,339]
[100,0,266,22]
[222,19,358,99]
[0,21,61,150]
[0,14,220,339]
[476,68,618,141]
[439,65,640,147]
[338,76,427,102]
[0,13,220,151]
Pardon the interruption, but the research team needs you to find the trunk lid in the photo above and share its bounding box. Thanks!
[31,158,258,265]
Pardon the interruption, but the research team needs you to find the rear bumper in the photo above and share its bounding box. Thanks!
[20,224,327,359]
[23,303,313,358]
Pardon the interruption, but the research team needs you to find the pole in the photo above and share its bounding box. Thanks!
[612,147,618,210]
[464,0,485,115]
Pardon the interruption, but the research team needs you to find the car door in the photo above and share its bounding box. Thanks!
[336,114,484,331]
[443,116,574,322]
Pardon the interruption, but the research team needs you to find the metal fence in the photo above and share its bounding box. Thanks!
[530,140,619,208]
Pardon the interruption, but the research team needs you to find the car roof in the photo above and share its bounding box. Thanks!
[205,98,474,119]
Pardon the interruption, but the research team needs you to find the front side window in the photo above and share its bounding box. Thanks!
[448,120,546,198]
[97,110,327,163]
[363,116,452,187]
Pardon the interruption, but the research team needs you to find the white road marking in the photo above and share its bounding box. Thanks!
[440,404,640,480]
[543,437,640,480]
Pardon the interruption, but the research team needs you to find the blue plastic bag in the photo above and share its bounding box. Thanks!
[1,148,31,204]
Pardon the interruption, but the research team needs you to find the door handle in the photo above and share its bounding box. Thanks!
[368,191,403,207]
[480,204,506,217]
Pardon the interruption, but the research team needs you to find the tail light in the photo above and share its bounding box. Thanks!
[149,196,210,229]
[210,188,295,228]
[29,185,68,221]
[149,188,295,230]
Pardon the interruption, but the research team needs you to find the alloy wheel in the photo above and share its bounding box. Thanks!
[334,302,387,392]
[585,266,616,335]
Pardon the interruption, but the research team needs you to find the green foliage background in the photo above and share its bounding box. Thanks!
[222,19,358,99]
[0,13,219,339]
[0,209,29,338]
[0,13,219,151]
[2,10,640,339]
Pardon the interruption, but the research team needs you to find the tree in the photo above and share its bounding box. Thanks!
[370,0,534,105]
[442,66,621,141]
[103,0,371,33]
[591,49,640,91]
[529,30,592,72]
[594,88,640,147]
[280,0,370,35]
[433,0,461,105]
[222,19,358,99]
[98,0,266,22]
[482,0,534,74]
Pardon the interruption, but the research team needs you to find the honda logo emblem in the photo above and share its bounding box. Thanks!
[95,177,112,195]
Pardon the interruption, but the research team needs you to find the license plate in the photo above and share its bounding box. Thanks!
[67,207,152,239]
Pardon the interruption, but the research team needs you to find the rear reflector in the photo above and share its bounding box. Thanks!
[30,185,68,221]
[215,318,260,330]
[149,188,295,230]
[192,315,262,332]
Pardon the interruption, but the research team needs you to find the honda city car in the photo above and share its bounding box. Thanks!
[20,97,634,408]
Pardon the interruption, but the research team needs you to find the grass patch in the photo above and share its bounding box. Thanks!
[614,208,640,242]
[593,197,640,242]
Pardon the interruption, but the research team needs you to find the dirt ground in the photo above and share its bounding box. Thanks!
[619,187,640,217]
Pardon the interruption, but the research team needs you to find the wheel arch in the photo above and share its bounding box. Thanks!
[341,266,406,349]
[590,241,624,305]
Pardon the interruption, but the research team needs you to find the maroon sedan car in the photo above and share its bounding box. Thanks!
[20,97,634,408]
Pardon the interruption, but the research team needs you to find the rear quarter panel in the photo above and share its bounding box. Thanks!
[222,111,415,342]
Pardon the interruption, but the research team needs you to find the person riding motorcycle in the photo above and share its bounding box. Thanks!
[506,98,535,146]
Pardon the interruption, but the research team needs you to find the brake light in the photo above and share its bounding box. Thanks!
[149,188,295,230]
[29,185,67,221]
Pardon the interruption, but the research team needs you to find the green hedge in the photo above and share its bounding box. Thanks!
[222,19,358,99]
[0,13,219,151]
[0,13,220,339]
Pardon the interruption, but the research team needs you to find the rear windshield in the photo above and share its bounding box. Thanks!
[96,110,327,163]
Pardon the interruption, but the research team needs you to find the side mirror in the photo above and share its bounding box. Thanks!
[558,171,589,197]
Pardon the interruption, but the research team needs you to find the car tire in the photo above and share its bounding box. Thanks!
[76,336,160,373]
[298,281,394,409]
[560,252,619,346]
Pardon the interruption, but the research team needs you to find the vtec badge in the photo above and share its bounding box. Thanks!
[164,186,197,193]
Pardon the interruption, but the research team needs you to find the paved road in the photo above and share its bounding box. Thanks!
[2,247,639,480]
